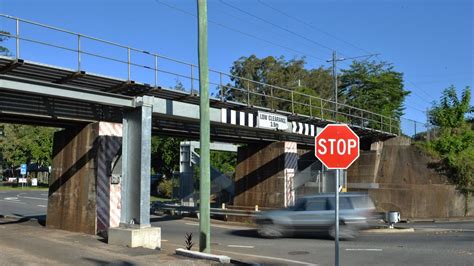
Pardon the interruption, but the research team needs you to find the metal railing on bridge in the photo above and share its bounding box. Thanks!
[0,14,408,135]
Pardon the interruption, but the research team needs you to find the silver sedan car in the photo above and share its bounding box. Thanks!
[255,193,376,239]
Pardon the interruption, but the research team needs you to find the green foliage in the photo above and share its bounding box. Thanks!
[425,86,474,194]
[151,136,182,177]
[210,150,236,174]
[339,60,410,119]
[0,31,10,56]
[429,86,472,128]
[157,177,177,198]
[0,124,56,167]
[224,55,332,111]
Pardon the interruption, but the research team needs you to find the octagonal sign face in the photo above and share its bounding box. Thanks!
[315,124,360,169]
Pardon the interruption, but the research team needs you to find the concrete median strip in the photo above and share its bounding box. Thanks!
[175,248,231,263]
[363,227,414,233]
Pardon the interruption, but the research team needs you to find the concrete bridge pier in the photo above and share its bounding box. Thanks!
[108,96,161,249]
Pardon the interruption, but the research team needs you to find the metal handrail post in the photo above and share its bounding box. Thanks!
[291,91,295,114]
[127,48,131,80]
[247,80,250,106]
[77,34,81,71]
[191,65,194,94]
[320,98,324,117]
[16,18,20,59]
[219,72,224,101]
[389,118,392,134]
[154,54,158,87]
[270,86,274,110]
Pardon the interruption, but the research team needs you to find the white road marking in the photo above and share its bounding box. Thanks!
[0,199,26,204]
[4,197,19,201]
[161,239,168,242]
[184,222,250,230]
[20,196,48,201]
[166,242,314,265]
[37,205,47,208]
[214,248,316,265]
[227,245,254,249]
[345,248,383,251]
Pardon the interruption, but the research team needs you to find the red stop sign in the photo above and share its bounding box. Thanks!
[315,124,360,169]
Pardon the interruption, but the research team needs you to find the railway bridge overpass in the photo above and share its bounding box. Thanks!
[0,14,399,248]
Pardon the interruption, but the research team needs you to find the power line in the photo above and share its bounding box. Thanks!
[211,4,333,58]
[256,0,374,55]
[155,0,326,62]
[219,0,339,55]
[406,80,436,100]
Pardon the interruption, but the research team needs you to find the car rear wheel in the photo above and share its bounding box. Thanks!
[257,221,284,238]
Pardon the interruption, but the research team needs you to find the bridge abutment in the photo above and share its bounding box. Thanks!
[233,142,298,209]
[47,122,122,235]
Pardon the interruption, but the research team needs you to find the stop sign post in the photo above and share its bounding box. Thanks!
[315,124,360,266]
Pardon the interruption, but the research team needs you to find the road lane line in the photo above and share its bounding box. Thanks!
[345,248,383,251]
[227,245,254,249]
[166,242,315,265]
[37,205,47,208]
[4,197,19,201]
[0,199,26,204]
[20,196,48,201]
[184,222,250,230]
[213,248,316,265]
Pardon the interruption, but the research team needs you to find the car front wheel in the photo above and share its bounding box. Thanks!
[257,221,284,238]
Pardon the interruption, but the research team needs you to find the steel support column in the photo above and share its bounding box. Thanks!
[120,96,153,227]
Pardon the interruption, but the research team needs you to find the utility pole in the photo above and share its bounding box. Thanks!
[327,52,380,120]
[331,51,338,119]
[197,0,211,253]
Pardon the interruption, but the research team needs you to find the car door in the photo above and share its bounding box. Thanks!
[290,197,331,233]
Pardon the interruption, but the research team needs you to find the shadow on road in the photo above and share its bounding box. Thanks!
[228,229,336,241]
[82,257,135,266]
[150,215,184,223]
[0,214,46,226]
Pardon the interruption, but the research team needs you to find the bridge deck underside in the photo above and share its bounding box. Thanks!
[0,57,394,145]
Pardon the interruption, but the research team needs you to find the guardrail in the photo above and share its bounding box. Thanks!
[152,203,261,217]
[0,14,401,135]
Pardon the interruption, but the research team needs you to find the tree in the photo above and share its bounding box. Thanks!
[429,86,473,128]
[150,135,182,178]
[0,31,10,56]
[0,124,56,168]
[223,55,333,113]
[425,86,473,207]
[339,60,410,120]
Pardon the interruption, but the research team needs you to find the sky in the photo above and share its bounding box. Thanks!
[0,0,472,126]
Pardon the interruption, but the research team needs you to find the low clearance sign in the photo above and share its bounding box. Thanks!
[314,124,360,169]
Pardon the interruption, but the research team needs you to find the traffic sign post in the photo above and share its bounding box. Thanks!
[20,164,27,188]
[315,124,360,266]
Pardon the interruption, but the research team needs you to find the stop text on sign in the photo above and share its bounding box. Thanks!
[314,124,360,169]
[316,139,358,155]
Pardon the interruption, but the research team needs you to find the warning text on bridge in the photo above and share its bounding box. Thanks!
[257,111,288,130]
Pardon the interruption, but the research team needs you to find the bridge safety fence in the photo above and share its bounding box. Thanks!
[0,14,424,136]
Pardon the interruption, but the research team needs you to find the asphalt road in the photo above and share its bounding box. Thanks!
[0,190,48,217]
[152,216,474,265]
[1,190,473,265]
